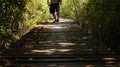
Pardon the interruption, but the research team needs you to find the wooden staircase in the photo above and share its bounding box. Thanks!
[0,19,120,67]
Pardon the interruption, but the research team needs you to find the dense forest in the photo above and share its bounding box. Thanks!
[0,0,120,52]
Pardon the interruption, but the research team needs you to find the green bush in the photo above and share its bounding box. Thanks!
[0,0,27,48]
[78,0,120,51]
[0,0,49,49]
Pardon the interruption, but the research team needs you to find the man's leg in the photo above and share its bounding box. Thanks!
[50,4,58,23]
[56,4,60,22]
[52,13,57,23]
[56,10,60,22]
[52,13,56,20]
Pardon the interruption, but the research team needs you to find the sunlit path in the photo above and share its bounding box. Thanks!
[0,18,120,67]
[41,18,74,24]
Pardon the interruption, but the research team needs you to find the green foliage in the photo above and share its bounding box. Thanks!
[0,0,49,48]
[78,0,120,50]
[0,0,27,48]
[60,0,74,18]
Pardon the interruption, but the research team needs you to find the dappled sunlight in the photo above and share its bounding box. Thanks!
[32,49,73,54]
[106,61,117,64]
[35,25,56,28]
[32,49,55,55]
[58,49,73,52]
[102,57,120,65]
[35,24,68,29]
[35,18,78,30]
[86,65,95,67]
[48,64,66,67]
[80,43,87,46]
[41,18,74,23]
[59,18,74,22]
[58,42,76,47]
[39,41,53,43]
[82,36,89,40]
[105,61,120,66]
[102,58,117,60]
[48,64,57,67]
[53,26,67,29]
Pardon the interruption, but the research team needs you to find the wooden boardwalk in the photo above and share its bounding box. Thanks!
[0,18,120,67]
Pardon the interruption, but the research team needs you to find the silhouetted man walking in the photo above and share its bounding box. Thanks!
[47,0,62,23]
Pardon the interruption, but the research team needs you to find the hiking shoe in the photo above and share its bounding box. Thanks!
[53,20,57,23]
[56,19,59,22]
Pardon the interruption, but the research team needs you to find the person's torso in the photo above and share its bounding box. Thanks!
[50,0,59,4]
